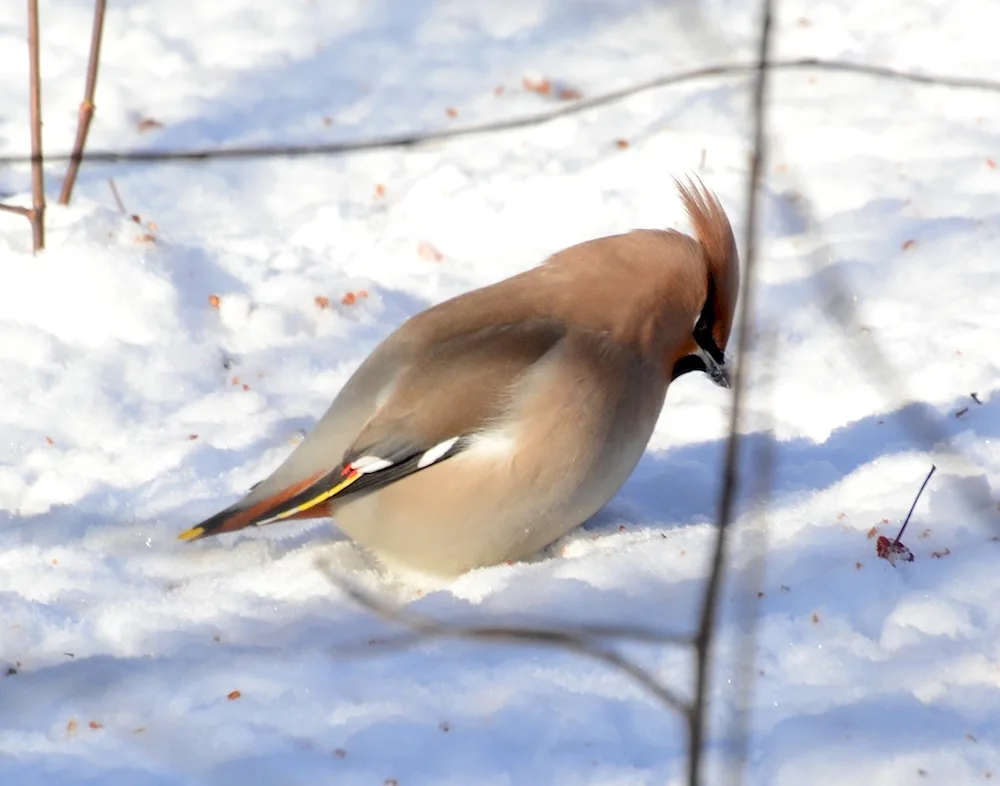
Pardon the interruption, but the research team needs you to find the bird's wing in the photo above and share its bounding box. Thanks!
[178,318,566,540]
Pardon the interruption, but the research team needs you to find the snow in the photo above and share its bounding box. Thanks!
[1,0,999,783]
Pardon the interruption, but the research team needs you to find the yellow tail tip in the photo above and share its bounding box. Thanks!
[177,526,205,542]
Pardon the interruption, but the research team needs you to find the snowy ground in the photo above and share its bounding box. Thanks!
[2,1,1000,783]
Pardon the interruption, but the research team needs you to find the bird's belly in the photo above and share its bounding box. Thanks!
[333,398,661,576]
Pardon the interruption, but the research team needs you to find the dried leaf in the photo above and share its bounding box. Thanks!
[876,535,914,566]
[208,294,220,308]
[136,117,164,133]
[522,76,552,96]
[227,690,241,701]
[417,241,444,262]
[315,295,330,309]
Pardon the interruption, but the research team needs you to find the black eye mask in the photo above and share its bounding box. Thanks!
[692,279,725,365]
[671,280,726,382]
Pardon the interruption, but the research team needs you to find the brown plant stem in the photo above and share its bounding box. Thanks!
[687,0,774,782]
[27,0,45,252]
[59,0,107,205]
[894,464,937,544]
[2,0,46,251]
[1,60,997,170]
[107,178,126,213]
[0,203,32,218]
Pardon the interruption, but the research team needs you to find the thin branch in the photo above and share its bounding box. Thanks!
[0,203,32,218]
[0,58,996,169]
[688,0,774,783]
[107,178,126,213]
[894,464,937,544]
[798,58,1000,91]
[26,0,45,253]
[59,0,107,205]
[320,564,690,714]
[331,576,692,646]
[770,195,977,469]
[722,329,778,786]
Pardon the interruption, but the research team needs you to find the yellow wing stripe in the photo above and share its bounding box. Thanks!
[177,469,362,541]
[254,470,362,527]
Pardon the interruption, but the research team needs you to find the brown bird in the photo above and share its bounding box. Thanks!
[179,177,740,576]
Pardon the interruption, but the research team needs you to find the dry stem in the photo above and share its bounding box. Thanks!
[27,0,45,251]
[1,0,46,252]
[59,0,107,205]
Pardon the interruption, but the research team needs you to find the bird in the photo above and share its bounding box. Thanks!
[178,177,740,576]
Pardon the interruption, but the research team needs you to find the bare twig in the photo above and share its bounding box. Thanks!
[0,58,996,169]
[27,0,45,252]
[0,204,32,218]
[715,328,778,786]
[894,464,937,545]
[59,0,107,205]
[2,0,46,252]
[327,572,692,647]
[320,564,690,713]
[688,0,774,783]
[107,178,126,214]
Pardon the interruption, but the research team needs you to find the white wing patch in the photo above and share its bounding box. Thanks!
[417,436,461,469]
[351,455,394,474]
